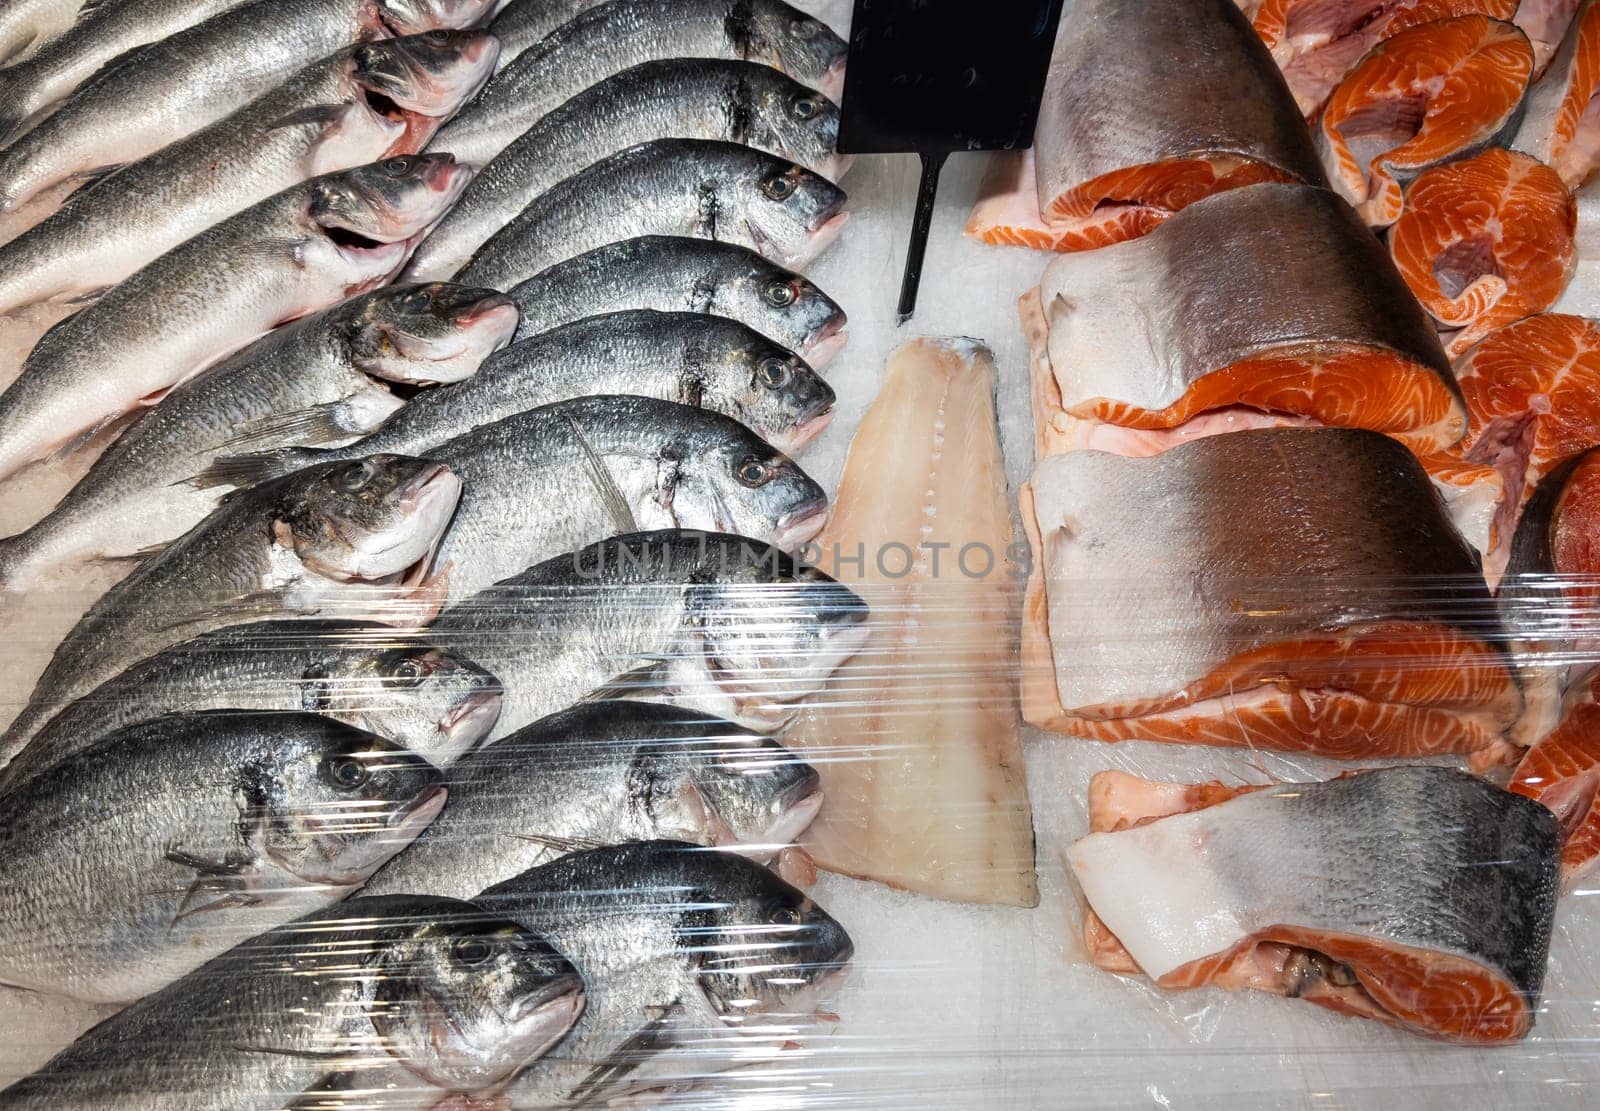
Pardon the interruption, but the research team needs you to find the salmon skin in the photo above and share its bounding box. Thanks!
[1067,766,1560,1044]
[1248,0,1522,117]
[970,0,1324,253]
[1519,0,1587,73]
[1389,149,1577,358]
[1317,15,1535,227]
[1513,0,1600,186]
[1026,427,1520,759]
[1036,182,1465,452]
[1511,666,1600,880]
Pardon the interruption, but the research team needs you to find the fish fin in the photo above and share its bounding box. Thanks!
[267,105,347,133]
[567,1006,686,1106]
[44,410,127,463]
[73,0,116,25]
[165,848,262,927]
[506,831,613,854]
[63,162,124,196]
[85,540,170,567]
[564,411,639,534]
[227,1043,352,1062]
[188,449,305,490]
[216,406,359,453]
[581,658,672,702]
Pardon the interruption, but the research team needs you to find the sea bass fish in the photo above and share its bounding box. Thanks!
[364,700,822,899]
[0,895,584,1109]
[0,283,514,591]
[0,0,87,67]
[424,530,869,739]
[1068,766,1560,1044]
[0,32,499,318]
[457,138,847,290]
[0,155,472,483]
[0,0,495,212]
[506,235,848,366]
[0,712,446,1003]
[431,0,847,167]
[405,58,846,281]
[487,0,603,66]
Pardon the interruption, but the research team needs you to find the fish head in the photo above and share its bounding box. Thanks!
[735,154,848,268]
[743,68,849,182]
[346,282,518,384]
[742,1,849,100]
[255,724,447,885]
[675,420,827,546]
[311,154,474,256]
[276,454,462,586]
[714,338,834,453]
[731,255,848,368]
[372,914,586,1089]
[376,0,496,34]
[683,727,823,852]
[371,30,500,121]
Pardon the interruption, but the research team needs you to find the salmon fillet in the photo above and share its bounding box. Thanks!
[1389,149,1578,357]
[1068,766,1560,1044]
[1317,15,1535,227]
[1511,667,1600,880]
[1513,0,1600,186]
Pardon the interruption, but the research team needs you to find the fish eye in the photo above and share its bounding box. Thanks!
[381,156,415,176]
[768,903,803,927]
[423,29,451,44]
[758,357,792,389]
[761,173,796,201]
[325,756,371,790]
[399,287,435,312]
[333,460,378,493]
[790,95,820,121]
[791,18,820,39]
[390,656,426,686]
[735,458,772,487]
[453,935,492,966]
[764,280,797,307]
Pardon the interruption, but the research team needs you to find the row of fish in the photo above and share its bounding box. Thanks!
[0,0,868,1104]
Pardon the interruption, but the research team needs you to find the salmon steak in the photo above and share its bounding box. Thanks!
[1513,0,1600,186]
[1389,148,1577,357]
[1511,666,1600,881]
[966,0,1324,253]
[1245,0,1522,117]
[1066,766,1560,1044]
[1023,427,1520,759]
[1034,182,1466,453]
[1317,15,1535,227]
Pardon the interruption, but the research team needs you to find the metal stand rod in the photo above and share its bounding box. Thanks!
[897,150,948,324]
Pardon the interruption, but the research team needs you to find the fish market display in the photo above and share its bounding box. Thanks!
[0,33,498,318]
[0,284,514,590]
[0,0,493,214]
[456,138,847,290]
[1,620,502,787]
[0,895,585,1109]
[1388,149,1578,356]
[0,0,88,68]
[1066,766,1560,1044]
[0,712,445,1003]
[505,236,848,365]
[429,0,847,168]
[473,841,853,1108]
[365,700,822,899]
[1023,428,1519,758]
[0,455,460,762]
[405,58,847,281]
[0,157,471,484]
[967,0,1323,252]
[424,530,868,739]
[1316,15,1535,227]
[1032,182,1466,453]
[1513,0,1600,186]
[786,339,1037,907]
[1511,667,1600,880]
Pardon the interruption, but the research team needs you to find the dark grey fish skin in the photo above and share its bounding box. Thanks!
[0,455,462,765]
[406,58,845,281]
[0,713,447,1004]
[1507,446,1598,580]
[457,138,847,290]
[0,620,503,787]
[488,0,602,67]
[473,841,853,1109]
[0,284,514,592]
[431,0,847,167]
[507,236,848,366]
[423,530,870,740]
[0,0,88,68]
[364,700,822,899]
[0,895,586,1110]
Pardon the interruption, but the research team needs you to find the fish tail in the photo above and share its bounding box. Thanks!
[189,447,316,491]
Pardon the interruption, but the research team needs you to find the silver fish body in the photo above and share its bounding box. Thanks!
[488,0,602,67]
[457,138,847,290]
[363,699,823,899]
[0,712,447,1003]
[0,0,87,67]
[430,0,847,167]
[405,58,845,280]
[0,894,585,1109]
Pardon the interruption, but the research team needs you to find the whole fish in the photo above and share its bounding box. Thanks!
[0,0,495,211]
[424,530,870,739]
[488,0,603,66]
[0,0,86,67]
[474,841,853,1108]
[0,455,462,763]
[0,283,515,591]
[0,712,446,1003]
[1,619,503,787]
[458,138,847,290]
[0,32,500,317]
[507,235,848,365]
[405,58,846,281]
[0,894,585,1109]
[431,0,848,167]
[0,155,473,483]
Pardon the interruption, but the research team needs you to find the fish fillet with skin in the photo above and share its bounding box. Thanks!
[1513,0,1600,186]
[1520,0,1587,73]
[966,0,1323,254]
[1024,427,1521,760]
[1511,666,1600,881]
[1317,15,1535,228]
[1036,182,1465,453]
[1389,148,1577,358]
[784,338,1037,908]
[1066,766,1560,1044]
